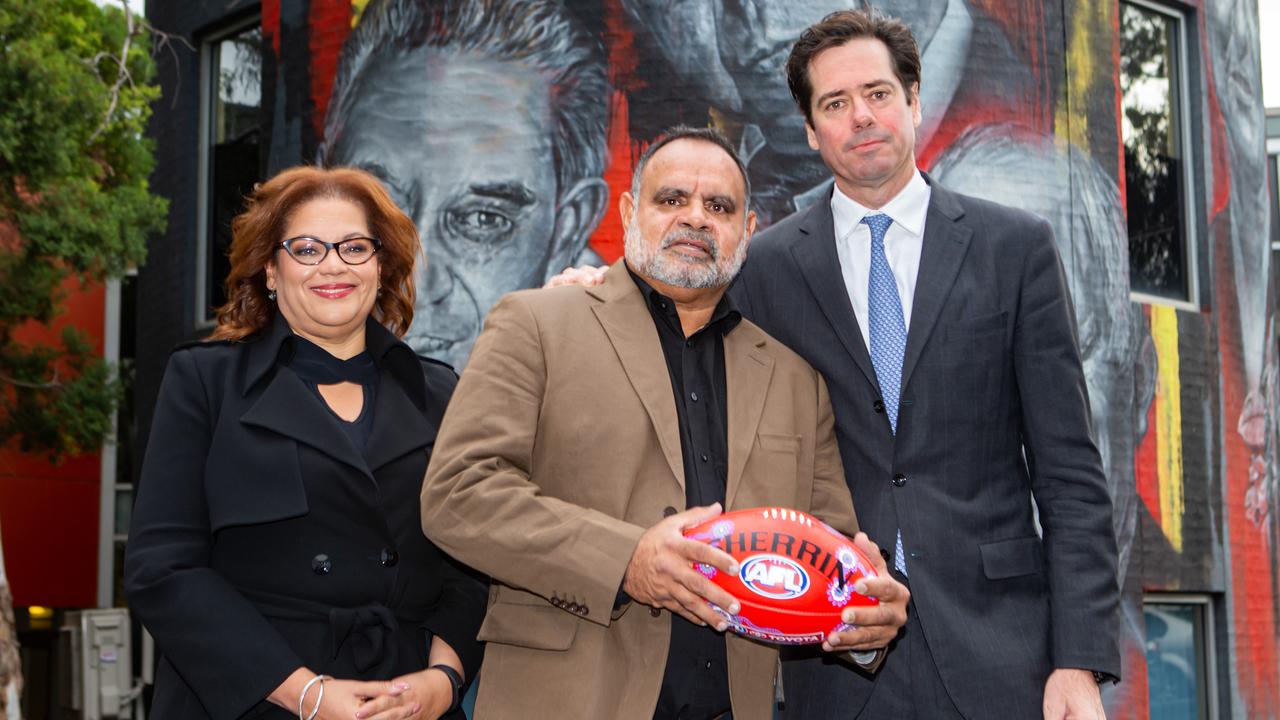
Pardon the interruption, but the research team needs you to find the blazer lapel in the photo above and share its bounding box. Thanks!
[724,325,774,510]
[590,263,686,490]
[901,183,972,392]
[240,367,372,478]
[787,200,880,392]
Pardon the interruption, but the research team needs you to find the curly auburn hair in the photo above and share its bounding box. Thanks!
[210,165,419,341]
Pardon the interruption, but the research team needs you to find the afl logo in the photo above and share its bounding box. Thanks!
[740,555,810,600]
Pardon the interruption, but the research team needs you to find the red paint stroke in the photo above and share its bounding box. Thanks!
[1111,635,1151,720]
[1135,354,1161,527]
[590,0,647,261]
[918,102,1023,171]
[308,0,352,141]
[1198,15,1231,217]
[262,0,281,56]
[1216,220,1280,719]
[968,0,1051,130]
[592,90,634,264]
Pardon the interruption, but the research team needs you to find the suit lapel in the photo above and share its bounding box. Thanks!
[724,325,773,510]
[787,200,880,392]
[901,184,972,392]
[240,367,372,478]
[590,264,686,490]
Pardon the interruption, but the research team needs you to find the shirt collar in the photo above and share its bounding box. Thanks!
[625,262,742,336]
[830,169,931,240]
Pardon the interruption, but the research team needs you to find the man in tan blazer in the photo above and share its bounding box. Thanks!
[421,126,908,720]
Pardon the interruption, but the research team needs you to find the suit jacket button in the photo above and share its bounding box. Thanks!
[380,549,399,567]
[892,473,907,487]
[578,605,589,615]
[311,554,332,575]
[663,506,677,518]
[879,548,891,562]
[873,399,885,413]
[649,608,661,617]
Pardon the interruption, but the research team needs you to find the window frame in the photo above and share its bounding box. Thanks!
[195,15,263,328]
[1122,0,1201,309]
[1142,593,1219,720]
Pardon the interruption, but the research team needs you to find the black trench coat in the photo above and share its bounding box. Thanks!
[124,315,486,719]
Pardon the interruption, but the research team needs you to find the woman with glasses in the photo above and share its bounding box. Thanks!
[124,166,484,720]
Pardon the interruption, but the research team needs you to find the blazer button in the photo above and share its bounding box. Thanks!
[892,473,907,487]
[649,607,661,617]
[873,399,885,413]
[578,605,589,615]
[663,506,677,518]
[311,554,332,575]
[380,548,399,567]
[879,548,892,562]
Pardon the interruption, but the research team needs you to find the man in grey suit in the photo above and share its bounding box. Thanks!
[733,10,1120,720]
[552,8,1121,720]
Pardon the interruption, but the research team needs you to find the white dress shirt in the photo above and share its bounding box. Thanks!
[831,170,932,350]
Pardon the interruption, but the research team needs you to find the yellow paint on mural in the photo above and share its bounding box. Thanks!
[1150,305,1184,552]
[352,0,370,27]
[1055,0,1113,150]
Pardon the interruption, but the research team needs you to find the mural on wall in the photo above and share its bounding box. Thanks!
[256,0,1278,716]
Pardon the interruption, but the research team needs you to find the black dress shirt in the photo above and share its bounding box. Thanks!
[628,265,741,720]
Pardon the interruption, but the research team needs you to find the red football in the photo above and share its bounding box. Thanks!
[682,507,879,645]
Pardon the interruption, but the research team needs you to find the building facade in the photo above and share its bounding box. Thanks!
[118,0,1280,718]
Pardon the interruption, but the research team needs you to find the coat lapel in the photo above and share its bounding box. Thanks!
[900,183,972,392]
[240,367,372,478]
[365,372,433,472]
[589,263,686,490]
[787,200,880,392]
[724,325,773,510]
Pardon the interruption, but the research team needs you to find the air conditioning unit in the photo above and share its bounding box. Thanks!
[56,609,141,719]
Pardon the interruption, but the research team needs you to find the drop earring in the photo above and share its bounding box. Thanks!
[268,289,277,301]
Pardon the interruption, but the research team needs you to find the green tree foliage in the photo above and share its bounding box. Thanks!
[0,0,166,460]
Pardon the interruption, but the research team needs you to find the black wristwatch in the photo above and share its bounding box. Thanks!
[1093,670,1118,685]
[430,664,464,713]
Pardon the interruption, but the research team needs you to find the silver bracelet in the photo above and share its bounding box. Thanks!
[298,674,332,720]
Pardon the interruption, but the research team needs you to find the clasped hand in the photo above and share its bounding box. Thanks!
[622,504,909,655]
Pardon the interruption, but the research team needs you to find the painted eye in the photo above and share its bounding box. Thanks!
[446,207,515,243]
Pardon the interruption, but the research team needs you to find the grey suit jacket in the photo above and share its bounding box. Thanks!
[732,178,1120,719]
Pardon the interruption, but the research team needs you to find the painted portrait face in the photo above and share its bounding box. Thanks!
[328,46,573,367]
[621,0,943,154]
[803,38,922,205]
[266,196,380,347]
[621,139,757,292]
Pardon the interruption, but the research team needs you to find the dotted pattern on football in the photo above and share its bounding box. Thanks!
[683,507,879,645]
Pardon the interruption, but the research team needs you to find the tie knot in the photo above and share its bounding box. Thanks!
[861,213,893,240]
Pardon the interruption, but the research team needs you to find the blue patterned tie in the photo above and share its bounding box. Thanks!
[863,213,908,576]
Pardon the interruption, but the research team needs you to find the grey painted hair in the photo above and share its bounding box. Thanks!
[322,0,609,195]
[629,125,752,210]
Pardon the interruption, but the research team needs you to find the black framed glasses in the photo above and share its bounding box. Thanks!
[279,236,382,265]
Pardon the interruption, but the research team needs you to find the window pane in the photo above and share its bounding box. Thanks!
[1121,4,1189,300]
[1144,603,1207,720]
[207,25,263,318]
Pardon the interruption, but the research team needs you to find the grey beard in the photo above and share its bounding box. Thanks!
[623,220,747,289]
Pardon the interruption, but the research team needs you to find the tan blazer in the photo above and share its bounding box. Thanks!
[421,261,860,720]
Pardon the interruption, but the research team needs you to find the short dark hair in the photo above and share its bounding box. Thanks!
[629,125,751,208]
[785,9,921,126]
[323,0,608,196]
